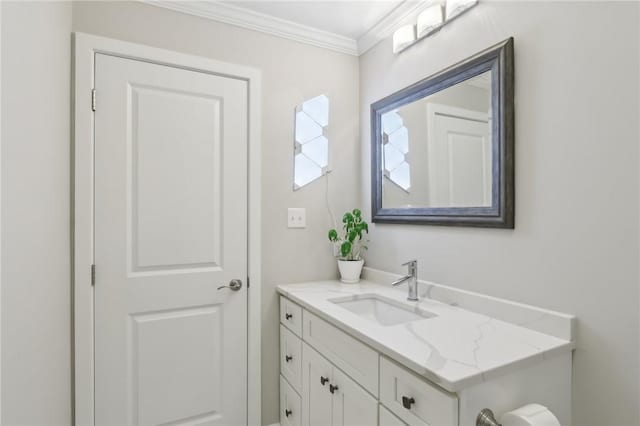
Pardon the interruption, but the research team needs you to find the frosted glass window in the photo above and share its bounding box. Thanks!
[384,144,405,171]
[382,110,411,192]
[382,111,403,134]
[302,95,329,127]
[390,162,411,192]
[294,95,329,190]
[302,136,329,168]
[295,110,323,143]
[388,126,409,153]
[294,154,323,188]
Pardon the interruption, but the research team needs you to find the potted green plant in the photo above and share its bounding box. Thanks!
[328,208,368,283]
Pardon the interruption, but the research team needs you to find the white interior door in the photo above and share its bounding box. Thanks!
[427,105,491,207]
[94,53,248,426]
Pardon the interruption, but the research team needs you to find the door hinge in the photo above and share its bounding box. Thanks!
[247,276,250,288]
[91,88,96,111]
[91,264,96,286]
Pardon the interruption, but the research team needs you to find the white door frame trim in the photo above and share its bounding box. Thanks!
[0,3,3,421]
[72,32,262,425]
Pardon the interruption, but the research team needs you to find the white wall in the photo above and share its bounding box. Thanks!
[1,1,72,425]
[360,2,639,425]
[71,2,360,424]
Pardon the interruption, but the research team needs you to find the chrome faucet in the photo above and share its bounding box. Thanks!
[392,260,418,301]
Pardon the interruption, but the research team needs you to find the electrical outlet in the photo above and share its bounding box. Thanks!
[287,208,306,228]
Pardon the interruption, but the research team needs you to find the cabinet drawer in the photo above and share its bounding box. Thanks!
[302,310,379,396]
[281,296,303,337]
[281,375,302,426]
[380,357,458,426]
[380,404,408,426]
[281,325,302,393]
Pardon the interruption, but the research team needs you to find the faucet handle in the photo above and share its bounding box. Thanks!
[402,260,417,275]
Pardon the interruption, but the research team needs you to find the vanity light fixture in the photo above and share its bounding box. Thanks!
[392,24,416,54]
[445,0,478,21]
[416,3,444,39]
[392,0,479,54]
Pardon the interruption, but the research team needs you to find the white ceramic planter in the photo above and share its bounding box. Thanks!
[337,259,364,283]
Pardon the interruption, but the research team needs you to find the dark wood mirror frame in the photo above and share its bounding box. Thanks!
[371,37,514,228]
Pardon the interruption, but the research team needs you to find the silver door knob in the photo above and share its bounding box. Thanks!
[217,279,242,291]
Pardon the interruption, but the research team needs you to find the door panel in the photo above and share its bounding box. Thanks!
[133,307,222,425]
[132,85,222,270]
[94,53,248,426]
[427,108,491,207]
[436,115,491,207]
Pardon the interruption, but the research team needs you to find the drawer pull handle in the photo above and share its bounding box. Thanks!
[285,313,293,320]
[329,384,339,394]
[285,409,292,417]
[320,376,329,386]
[402,396,415,409]
[285,355,293,362]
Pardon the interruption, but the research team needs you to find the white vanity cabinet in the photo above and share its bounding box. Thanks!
[279,280,575,426]
[280,296,458,426]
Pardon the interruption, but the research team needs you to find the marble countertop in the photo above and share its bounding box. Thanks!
[277,279,575,392]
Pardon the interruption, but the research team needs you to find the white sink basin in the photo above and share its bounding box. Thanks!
[330,294,436,326]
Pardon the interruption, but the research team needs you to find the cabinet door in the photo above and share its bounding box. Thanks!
[302,343,333,426]
[380,404,408,426]
[331,367,378,426]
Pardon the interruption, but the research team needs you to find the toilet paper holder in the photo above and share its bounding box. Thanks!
[477,408,502,426]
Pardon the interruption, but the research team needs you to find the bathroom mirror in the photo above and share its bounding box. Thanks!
[371,38,514,227]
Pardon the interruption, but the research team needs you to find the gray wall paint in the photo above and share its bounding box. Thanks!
[359,2,639,425]
[1,1,72,424]
[71,2,359,424]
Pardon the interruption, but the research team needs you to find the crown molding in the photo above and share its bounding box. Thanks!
[357,1,434,55]
[142,0,359,56]
[142,0,435,56]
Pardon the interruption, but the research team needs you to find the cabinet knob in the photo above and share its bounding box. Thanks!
[285,409,292,417]
[329,384,339,394]
[285,355,293,362]
[285,313,293,320]
[320,376,329,386]
[402,396,415,409]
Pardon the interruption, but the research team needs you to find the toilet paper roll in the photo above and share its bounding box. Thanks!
[500,404,561,426]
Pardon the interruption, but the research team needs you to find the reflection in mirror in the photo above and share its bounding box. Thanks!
[382,71,492,209]
[294,95,329,190]
[382,111,411,192]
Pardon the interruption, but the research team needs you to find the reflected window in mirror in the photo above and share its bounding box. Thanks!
[382,111,411,192]
[294,94,329,190]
